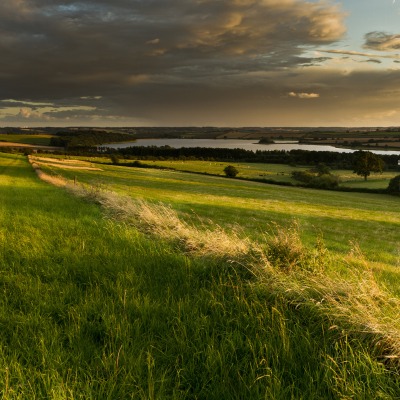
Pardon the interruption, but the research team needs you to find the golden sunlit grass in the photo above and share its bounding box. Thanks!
[30,156,254,259]
[30,156,400,371]
[32,155,400,270]
[0,152,398,398]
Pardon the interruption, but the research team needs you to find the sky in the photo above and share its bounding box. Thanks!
[0,0,400,127]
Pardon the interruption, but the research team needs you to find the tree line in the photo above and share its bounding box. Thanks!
[103,146,399,170]
[50,130,135,149]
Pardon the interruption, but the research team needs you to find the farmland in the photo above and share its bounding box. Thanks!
[0,133,53,146]
[111,159,399,190]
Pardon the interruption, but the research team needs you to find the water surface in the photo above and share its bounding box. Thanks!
[104,138,400,156]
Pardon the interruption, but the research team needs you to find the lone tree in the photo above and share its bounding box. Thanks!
[224,165,239,178]
[353,151,384,181]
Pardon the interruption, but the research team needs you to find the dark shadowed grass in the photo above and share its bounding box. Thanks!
[0,153,399,399]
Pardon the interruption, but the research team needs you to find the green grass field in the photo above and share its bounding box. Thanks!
[1,153,399,398]
[36,155,400,189]
[117,159,399,189]
[0,134,53,146]
[35,156,400,269]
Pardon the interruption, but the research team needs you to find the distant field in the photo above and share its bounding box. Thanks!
[34,156,400,272]
[117,159,399,189]
[0,133,53,146]
[53,157,398,189]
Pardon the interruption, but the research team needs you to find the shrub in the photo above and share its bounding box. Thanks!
[110,154,121,165]
[224,165,239,177]
[311,174,340,189]
[310,163,331,176]
[292,170,340,189]
[291,170,314,183]
[387,175,400,195]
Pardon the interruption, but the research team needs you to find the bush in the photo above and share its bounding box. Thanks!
[110,154,121,165]
[311,174,340,189]
[387,175,400,195]
[291,170,314,183]
[224,165,239,177]
[310,163,331,176]
[292,170,340,189]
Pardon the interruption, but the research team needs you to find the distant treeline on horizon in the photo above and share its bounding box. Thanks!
[103,146,400,169]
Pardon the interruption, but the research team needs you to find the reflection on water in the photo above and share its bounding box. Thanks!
[104,138,400,156]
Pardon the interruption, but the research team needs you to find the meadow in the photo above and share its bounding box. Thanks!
[0,134,53,146]
[117,159,399,189]
[0,153,399,399]
[35,156,400,269]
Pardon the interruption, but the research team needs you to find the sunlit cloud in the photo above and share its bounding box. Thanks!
[0,102,98,122]
[289,92,320,99]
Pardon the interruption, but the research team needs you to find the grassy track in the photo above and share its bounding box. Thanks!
[1,153,399,398]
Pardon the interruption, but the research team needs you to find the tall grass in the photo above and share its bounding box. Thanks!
[32,157,400,367]
[0,153,398,398]
[31,155,400,272]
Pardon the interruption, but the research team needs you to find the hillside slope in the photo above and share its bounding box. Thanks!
[0,153,399,399]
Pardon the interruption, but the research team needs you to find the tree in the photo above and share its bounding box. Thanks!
[224,165,239,177]
[353,151,384,181]
[311,163,331,176]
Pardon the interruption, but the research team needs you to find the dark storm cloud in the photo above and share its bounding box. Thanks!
[0,0,347,124]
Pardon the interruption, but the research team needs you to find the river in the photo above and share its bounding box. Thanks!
[104,138,400,156]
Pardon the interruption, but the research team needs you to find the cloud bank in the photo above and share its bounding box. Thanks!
[2,0,397,126]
